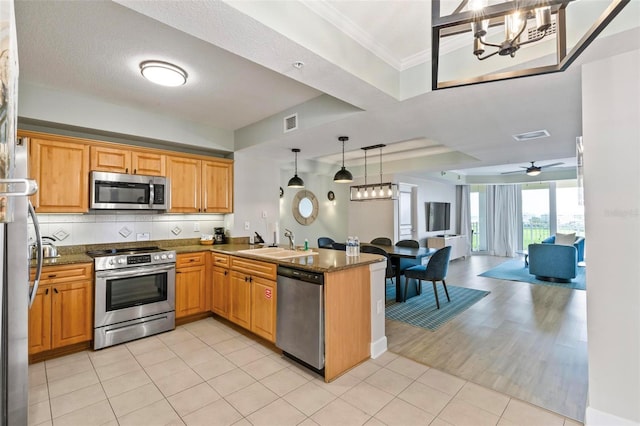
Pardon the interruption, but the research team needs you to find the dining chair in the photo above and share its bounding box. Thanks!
[395,239,419,248]
[360,245,396,285]
[331,242,346,251]
[402,246,452,307]
[370,237,392,246]
[317,237,335,248]
[396,239,421,272]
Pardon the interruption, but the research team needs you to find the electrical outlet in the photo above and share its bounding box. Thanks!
[262,210,268,219]
[244,221,250,231]
[193,223,200,232]
[377,300,383,314]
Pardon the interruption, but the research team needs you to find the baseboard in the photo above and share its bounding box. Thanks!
[370,336,388,359]
[585,406,640,426]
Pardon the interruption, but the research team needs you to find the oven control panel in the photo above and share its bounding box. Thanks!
[95,250,176,271]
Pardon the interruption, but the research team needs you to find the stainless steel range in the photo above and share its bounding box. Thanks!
[89,246,176,350]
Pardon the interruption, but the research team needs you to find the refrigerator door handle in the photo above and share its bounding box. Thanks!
[0,178,38,196]
[28,201,43,308]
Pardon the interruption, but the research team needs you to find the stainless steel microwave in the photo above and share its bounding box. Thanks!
[90,171,169,211]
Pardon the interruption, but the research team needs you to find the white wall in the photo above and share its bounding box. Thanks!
[582,49,640,425]
[279,171,349,248]
[30,212,224,246]
[347,175,396,244]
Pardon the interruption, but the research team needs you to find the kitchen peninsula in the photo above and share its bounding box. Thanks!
[30,240,388,382]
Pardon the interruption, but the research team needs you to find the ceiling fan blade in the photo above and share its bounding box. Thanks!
[501,170,525,175]
[540,162,564,168]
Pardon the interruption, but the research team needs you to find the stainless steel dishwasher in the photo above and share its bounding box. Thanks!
[276,265,325,373]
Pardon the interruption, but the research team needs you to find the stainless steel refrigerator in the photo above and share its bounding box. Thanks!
[1,1,41,424]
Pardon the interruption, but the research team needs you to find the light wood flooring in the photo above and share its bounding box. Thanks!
[386,254,588,422]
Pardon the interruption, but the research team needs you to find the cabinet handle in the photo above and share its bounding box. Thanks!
[53,288,58,294]
[224,271,228,276]
[134,169,137,174]
[48,274,56,278]
[189,259,195,262]
[125,168,128,173]
[45,288,49,295]
[176,271,182,274]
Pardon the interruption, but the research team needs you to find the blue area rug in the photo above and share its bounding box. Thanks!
[479,259,586,290]
[385,284,490,331]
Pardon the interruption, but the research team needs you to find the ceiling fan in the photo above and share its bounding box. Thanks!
[502,161,564,176]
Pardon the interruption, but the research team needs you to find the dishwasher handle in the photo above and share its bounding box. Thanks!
[277,266,323,284]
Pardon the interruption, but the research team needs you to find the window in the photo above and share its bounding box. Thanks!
[470,185,487,252]
[521,183,550,247]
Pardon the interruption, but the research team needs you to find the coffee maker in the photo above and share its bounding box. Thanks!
[214,227,225,244]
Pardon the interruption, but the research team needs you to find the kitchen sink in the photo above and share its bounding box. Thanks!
[237,247,318,259]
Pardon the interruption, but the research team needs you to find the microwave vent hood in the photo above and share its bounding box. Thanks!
[90,171,170,211]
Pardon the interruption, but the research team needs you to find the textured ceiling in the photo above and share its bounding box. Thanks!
[14,0,640,179]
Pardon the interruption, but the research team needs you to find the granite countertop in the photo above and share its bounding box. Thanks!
[30,239,385,273]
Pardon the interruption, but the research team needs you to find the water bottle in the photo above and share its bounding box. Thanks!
[354,236,360,256]
[347,236,354,256]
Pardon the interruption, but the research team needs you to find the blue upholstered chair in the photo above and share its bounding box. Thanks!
[331,242,346,251]
[402,246,452,307]
[528,243,577,282]
[541,235,585,262]
[361,245,396,285]
[370,237,392,246]
[395,239,421,272]
[317,237,335,249]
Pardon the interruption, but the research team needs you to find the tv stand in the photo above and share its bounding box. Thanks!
[427,235,467,261]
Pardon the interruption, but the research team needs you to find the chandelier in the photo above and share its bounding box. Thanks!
[431,0,630,90]
[349,144,398,202]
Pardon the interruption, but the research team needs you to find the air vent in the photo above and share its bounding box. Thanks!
[512,129,550,142]
[527,21,557,41]
[284,113,298,133]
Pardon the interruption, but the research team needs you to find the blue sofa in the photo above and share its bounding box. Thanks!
[528,243,577,282]
[541,235,585,262]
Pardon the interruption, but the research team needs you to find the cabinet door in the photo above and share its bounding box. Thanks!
[90,146,131,173]
[166,156,201,213]
[51,281,93,348]
[28,286,52,355]
[212,266,230,318]
[131,151,165,176]
[251,277,276,342]
[176,265,207,318]
[229,271,251,329]
[202,160,233,213]
[29,138,90,213]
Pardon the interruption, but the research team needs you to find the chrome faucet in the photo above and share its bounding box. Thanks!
[284,228,295,250]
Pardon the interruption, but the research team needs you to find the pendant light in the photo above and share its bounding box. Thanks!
[287,148,304,188]
[333,136,353,183]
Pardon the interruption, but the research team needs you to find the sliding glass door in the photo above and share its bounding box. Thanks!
[521,183,550,247]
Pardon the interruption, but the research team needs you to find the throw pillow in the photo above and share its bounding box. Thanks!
[555,232,576,246]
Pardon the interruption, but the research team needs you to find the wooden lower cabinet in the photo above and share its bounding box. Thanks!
[28,264,93,355]
[251,277,276,342]
[211,254,230,319]
[229,270,252,329]
[226,256,277,342]
[176,253,207,318]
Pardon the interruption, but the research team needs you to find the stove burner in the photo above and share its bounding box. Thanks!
[87,246,161,257]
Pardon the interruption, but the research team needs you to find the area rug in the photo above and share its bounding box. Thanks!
[479,259,586,290]
[385,285,490,331]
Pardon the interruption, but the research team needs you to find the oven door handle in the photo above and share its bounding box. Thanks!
[96,263,175,279]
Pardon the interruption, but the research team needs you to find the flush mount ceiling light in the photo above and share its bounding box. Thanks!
[140,60,188,87]
[512,129,550,142]
[350,144,398,202]
[287,148,304,188]
[431,0,630,90]
[333,136,353,183]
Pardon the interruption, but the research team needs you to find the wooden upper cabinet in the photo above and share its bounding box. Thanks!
[28,136,90,213]
[91,146,165,176]
[202,160,233,213]
[131,151,165,176]
[166,156,202,213]
[90,146,131,173]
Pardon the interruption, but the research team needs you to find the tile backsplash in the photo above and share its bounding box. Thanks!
[29,212,225,246]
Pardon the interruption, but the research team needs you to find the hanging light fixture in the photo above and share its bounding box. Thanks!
[287,148,304,188]
[431,0,630,90]
[349,144,398,202]
[333,136,353,183]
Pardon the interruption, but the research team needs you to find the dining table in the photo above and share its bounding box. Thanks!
[366,243,437,302]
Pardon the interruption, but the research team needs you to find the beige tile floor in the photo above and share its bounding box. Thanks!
[28,317,582,426]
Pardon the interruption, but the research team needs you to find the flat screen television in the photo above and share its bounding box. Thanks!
[425,201,451,232]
